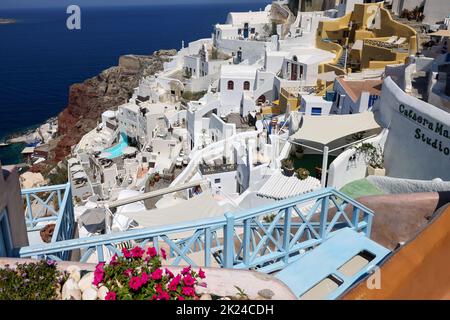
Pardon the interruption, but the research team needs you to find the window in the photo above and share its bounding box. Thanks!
[311,107,322,115]
[227,80,234,90]
[214,178,221,184]
[243,81,250,91]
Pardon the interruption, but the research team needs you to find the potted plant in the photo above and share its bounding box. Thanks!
[281,158,295,177]
[148,176,155,187]
[354,143,385,176]
[296,168,310,180]
[294,146,304,159]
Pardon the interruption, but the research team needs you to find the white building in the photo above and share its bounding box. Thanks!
[215,8,273,42]
[219,64,260,115]
[117,101,179,147]
[300,94,334,116]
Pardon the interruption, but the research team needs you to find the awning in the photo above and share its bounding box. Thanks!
[290,112,381,145]
[120,192,227,228]
[429,30,450,37]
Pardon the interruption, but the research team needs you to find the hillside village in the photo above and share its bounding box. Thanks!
[1,0,450,300]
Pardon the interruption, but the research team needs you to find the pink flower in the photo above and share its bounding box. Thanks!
[110,254,118,266]
[131,246,145,258]
[93,271,104,286]
[198,268,206,279]
[160,248,167,260]
[147,247,157,258]
[181,286,195,297]
[95,262,105,272]
[165,268,174,279]
[151,268,163,280]
[122,248,131,258]
[183,274,195,287]
[178,296,185,300]
[198,282,207,288]
[129,276,142,291]
[181,266,191,275]
[155,283,163,294]
[168,275,181,291]
[124,268,133,278]
[141,272,149,284]
[105,291,116,300]
[157,291,170,300]
[93,262,105,286]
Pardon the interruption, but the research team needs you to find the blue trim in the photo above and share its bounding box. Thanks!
[19,188,375,274]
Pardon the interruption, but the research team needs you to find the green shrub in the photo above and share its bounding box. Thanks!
[0,260,62,300]
[280,158,294,169]
[296,168,310,180]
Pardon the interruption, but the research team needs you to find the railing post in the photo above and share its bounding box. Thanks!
[352,206,360,231]
[319,195,329,239]
[25,193,33,228]
[282,207,291,264]
[242,219,251,267]
[223,213,235,269]
[204,228,211,267]
[364,212,373,238]
[97,245,105,262]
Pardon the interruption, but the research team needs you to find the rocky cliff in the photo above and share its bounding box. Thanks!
[51,50,177,163]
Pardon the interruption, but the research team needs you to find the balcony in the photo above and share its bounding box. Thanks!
[19,187,374,274]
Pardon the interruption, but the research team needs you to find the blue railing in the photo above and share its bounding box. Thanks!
[19,188,373,273]
[21,183,75,260]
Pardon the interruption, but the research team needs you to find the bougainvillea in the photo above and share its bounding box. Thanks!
[93,246,206,300]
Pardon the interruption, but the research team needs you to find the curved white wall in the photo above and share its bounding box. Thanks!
[373,76,450,180]
[327,130,388,190]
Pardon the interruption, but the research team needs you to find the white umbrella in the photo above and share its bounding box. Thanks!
[123,146,137,156]
[73,171,87,180]
[71,165,83,172]
[98,152,112,159]
[79,208,106,233]
[68,158,79,166]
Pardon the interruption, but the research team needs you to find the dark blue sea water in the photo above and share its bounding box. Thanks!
[0,2,269,165]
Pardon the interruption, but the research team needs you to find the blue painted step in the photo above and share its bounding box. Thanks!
[275,227,390,300]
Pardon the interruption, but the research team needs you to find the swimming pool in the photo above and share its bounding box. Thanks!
[104,132,128,159]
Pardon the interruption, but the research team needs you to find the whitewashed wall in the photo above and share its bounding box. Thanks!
[373,76,450,180]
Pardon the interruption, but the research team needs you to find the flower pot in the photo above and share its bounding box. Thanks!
[294,151,304,159]
[367,165,385,176]
[283,167,295,177]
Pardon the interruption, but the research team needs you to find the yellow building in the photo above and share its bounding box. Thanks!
[317,2,417,71]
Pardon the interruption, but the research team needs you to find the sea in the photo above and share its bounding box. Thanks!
[0,1,269,165]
